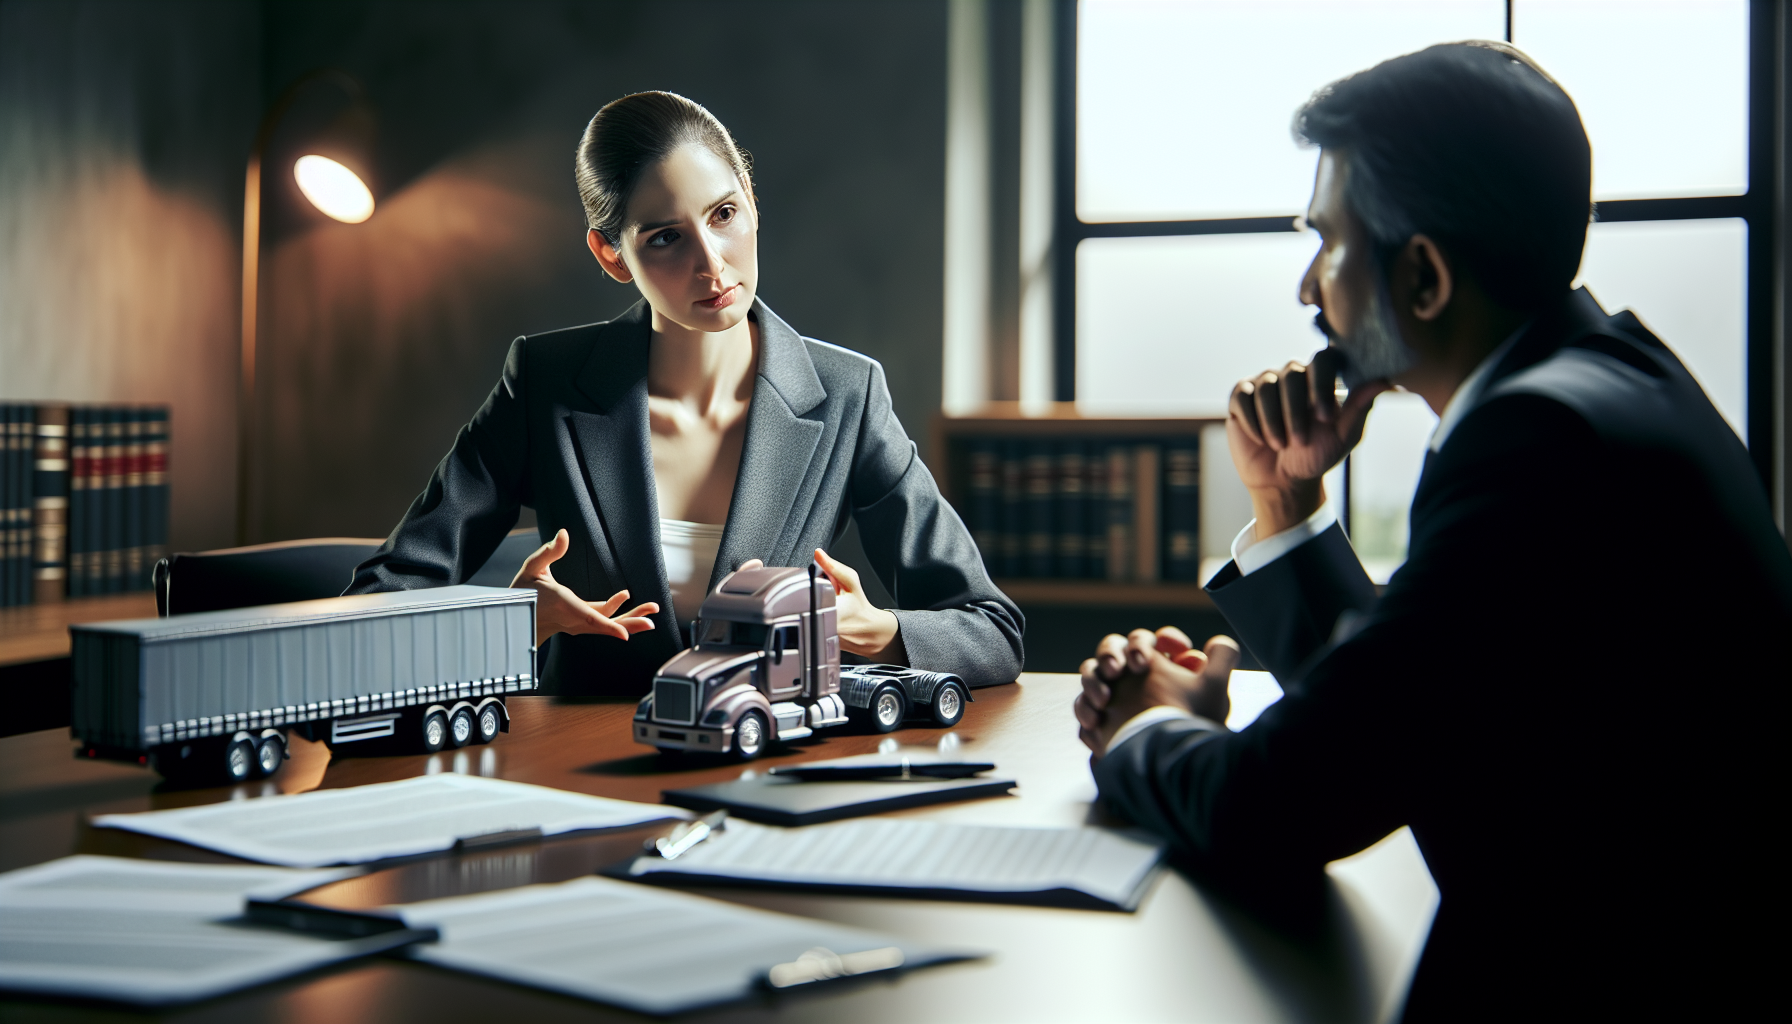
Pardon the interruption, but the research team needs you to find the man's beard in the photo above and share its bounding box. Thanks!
[1314,279,1417,389]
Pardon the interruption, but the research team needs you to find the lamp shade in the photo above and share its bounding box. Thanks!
[293,155,374,223]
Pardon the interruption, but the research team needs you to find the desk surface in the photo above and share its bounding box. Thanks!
[0,674,1436,1023]
[0,593,158,667]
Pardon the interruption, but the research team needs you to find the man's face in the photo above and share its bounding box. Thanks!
[1298,150,1416,388]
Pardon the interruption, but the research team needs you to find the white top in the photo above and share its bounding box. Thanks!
[660,518,725,622]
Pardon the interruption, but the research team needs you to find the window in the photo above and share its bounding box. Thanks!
[1060,0,1771,582]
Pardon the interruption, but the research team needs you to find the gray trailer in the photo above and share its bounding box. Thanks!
[70,585,537,782]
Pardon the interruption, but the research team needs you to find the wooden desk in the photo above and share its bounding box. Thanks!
[0,593,158,668]
[0,675,1437,1023]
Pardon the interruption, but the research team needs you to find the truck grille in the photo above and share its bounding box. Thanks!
[653,678,697,725]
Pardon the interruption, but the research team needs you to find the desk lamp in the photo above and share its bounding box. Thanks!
[237,70,376,544]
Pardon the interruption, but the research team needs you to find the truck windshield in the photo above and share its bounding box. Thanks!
[698,619,769,649]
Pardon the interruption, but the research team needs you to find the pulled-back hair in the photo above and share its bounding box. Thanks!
[575,91,752,245]
[1295,41,1591,311]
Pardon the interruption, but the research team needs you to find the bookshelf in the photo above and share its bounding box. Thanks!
[931,403,1222,608]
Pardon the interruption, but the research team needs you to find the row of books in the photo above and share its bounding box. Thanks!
[961,439,1200,582]
[0,404,170,606]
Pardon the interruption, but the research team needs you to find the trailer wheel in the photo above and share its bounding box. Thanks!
[871,685,908,733]
[252,734,286,779]
[449,706,476,748]
[224,739,255,783]
[732,710,768,761]
[931,681,966,727]
[474,703,502,744]
[422,711,449,752]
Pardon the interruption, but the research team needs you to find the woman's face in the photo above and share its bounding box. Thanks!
[590,143,759,334]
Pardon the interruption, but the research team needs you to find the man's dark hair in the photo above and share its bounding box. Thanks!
[1295,41,1591,312]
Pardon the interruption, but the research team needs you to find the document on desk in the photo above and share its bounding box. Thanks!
[623,818,1166,911]
[91,774,686,867]
[0,856,412,1006]
[394,875,977,1014]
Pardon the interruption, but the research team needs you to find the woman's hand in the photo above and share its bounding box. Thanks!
[511,529,658,647]
[813,548,905,663]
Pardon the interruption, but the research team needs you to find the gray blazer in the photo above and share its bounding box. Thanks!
[346,297,1024,696]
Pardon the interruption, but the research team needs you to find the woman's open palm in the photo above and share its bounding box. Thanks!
[511,529,658,646]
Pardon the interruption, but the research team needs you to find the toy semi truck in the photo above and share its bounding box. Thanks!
[70,585,536,783]
[633,566,968,760]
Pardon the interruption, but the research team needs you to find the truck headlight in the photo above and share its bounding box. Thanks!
[634,696,653,721]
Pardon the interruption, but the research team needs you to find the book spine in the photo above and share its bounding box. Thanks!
[1024,440,1055,578]
[1164,441,1200,581]
[85,409,104,595]
[125,408,145,590]
[1055,440,1086,579]
[104,408,124,593]
[1105,444,1133,582]
[1085,443,1106,580]
[146,406,169,574]
[999,441,1024,577]
[67,408,85,598]
[1132,444,1161,584]
[33,405,70,604]
[966,439,1000,575]
[2,406,15,606]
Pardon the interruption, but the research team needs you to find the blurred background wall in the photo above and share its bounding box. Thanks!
[1,0,948,556]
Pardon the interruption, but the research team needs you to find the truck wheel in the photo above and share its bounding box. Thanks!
[733,711,768,761]
[474,703,502,744]
[422,711,449,752]
[931,681,966,727]
[224,739,255,783]
[871,685,908,733]
[449,707,476,748]
[252,734,285,779]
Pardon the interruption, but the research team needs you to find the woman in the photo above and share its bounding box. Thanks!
[349,91,1023,696]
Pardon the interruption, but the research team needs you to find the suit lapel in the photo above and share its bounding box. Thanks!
[712,299,826,587]
[569,301,674,624]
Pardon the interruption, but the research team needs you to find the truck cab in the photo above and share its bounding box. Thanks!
[634,566,850,759]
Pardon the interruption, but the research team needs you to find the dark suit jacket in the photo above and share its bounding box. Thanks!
[347,298,1024,696]
[1095,289,1790,1020]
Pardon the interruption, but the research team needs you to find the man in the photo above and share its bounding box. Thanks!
[1074,42,1789,1020]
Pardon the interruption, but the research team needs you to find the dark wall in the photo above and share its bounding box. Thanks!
[0,0,260,553]
[248,0,950,546]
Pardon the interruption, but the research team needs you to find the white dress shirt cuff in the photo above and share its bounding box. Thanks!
[1107,705,1226,756]
[1231,502,1337,577]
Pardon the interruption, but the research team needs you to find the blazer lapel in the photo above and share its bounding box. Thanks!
[569,301,674,624]
[712,299,826,586]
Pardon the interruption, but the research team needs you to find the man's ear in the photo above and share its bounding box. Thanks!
[1403,234,1453,322]
[587,229,633,284]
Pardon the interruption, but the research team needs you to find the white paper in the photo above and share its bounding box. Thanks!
[397,875,969,1015]
[92,774,686,867]
[0,856,370,1005]
[628,818,1164,910]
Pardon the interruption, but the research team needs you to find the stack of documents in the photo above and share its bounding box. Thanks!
[624,818,1165,911]
[391,875,976,1014]
[0,856,415,1006]
[91,774,684,866]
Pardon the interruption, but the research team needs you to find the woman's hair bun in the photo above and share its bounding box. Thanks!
[575,91,752,245]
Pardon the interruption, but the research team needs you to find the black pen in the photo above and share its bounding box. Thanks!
[767,760,994,781]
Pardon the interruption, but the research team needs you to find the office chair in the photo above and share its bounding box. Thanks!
[153,528,540,617]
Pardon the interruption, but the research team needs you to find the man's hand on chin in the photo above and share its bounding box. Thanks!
[1074,628,1240,760]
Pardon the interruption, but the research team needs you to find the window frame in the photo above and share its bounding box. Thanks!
[1052,0,1782,491]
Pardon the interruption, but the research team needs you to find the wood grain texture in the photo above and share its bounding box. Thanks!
[0,673,1430,1023]
[0,592,157,667]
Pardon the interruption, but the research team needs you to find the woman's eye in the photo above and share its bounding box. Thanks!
[715,205,735,224]
[647,229,678,248]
